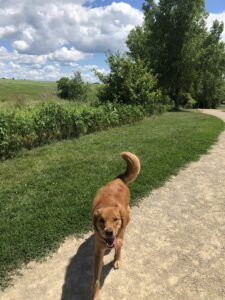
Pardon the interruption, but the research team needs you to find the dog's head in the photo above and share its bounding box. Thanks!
[93,206,125,248]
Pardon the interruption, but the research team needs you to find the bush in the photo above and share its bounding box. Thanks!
[57,77,70,99]
[57,71,87,101]
[0,112,22,160]
[94,52,165,111]
[0,102,152,160]
[182,93,197,108]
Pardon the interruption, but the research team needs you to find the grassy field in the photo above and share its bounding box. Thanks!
[0,111,224,288]
[0,79,99,110]
[0,79,58,109]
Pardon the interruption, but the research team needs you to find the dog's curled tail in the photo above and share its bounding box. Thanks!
[118,152,140,184]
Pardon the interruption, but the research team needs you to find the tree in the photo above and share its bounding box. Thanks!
[57,71,87,101]
[127,0,157,67]
[57,77,70,99]
[194,20,225,108]
[127,0,208,109]
[94,52,164,107]
[126,26,148,62]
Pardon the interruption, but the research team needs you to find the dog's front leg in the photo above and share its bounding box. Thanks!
[114,230,125,269]
[114,240,122,269]
[92,245,105,300]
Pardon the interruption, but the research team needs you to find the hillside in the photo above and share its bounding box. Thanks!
[0,79,99,110]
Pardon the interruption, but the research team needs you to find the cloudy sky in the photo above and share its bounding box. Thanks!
[0,0,225,82]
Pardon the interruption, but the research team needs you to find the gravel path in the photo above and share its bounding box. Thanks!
[1,109,225,300]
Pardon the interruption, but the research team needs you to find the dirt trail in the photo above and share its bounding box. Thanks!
[1,109,225,300]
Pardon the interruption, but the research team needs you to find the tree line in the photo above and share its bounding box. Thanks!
[58,0,225,109]
[126,0,225,109]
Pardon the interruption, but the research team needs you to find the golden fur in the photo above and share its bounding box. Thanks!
[91,152,140,300]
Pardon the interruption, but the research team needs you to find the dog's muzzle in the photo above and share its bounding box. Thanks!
[104,237,116,249]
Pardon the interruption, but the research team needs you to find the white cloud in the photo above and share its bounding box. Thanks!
[0,1,143,81]
[0,46,9,56]
[0,46,106,82]
[0,25,16,38]
[1,60,62,81]
[13,40,29,51]
[0,47,48,65]
[8,61,21,69]
[0,46,90,67]
[0,61,5,68]
[207,12,225,42]
[0,1,143,55]
[49,47,90,62]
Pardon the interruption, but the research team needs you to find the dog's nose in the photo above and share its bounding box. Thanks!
[105,229,113,237]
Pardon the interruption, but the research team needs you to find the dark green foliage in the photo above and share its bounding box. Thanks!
[127,0,225,109]
[126,26,147,62]
[0,102,154,160]
[56,77,70,99]
[57,71,87,101]
[94,52,169,109]
[194,20,225,108]
[0,112,223,288]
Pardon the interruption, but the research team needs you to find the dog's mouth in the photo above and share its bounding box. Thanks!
[104,237,116,249]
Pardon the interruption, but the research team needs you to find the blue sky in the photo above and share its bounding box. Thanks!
[0,0,225,81]
[206,0,225,13]
[90,0,225,12]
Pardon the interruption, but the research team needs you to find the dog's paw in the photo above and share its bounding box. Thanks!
[92,281,100,300]
[113,260,121,269]
[92,290,100,300]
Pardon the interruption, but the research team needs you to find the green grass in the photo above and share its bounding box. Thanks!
[0,79,58,110]
[0,79,99,111]
[0,111,224,288]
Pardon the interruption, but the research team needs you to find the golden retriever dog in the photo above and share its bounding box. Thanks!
[91,151,140,300]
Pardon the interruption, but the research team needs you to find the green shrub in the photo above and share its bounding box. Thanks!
[0,102,153,160]
[57,71,87,101]
[182,93,197,108]
[94,52,165,113]
[56,77,70,99]
[0,112,22,159]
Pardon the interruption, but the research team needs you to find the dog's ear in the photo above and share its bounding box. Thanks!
[92,209,102,230]
[93,209,102,218]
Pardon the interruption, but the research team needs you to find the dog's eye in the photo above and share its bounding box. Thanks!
[99,218,105,224]
[113,217,119,222]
